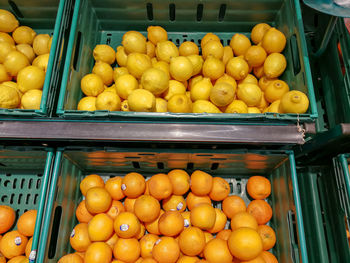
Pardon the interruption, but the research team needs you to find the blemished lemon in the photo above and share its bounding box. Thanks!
[21,89,42,109]
[216,74,237,92]
[92,61,114,86]
[202,56,225,81]
[190,77,213,101]
[244,45,267,67]
[121,100,130,111]
[0,64,11,83]
[141,67,169,95]
[225,100,248,113]
[0,42,16,63]
[81,73,105,96]
[122,31,147,54]
[256,92,269,111]
[264,79,289,103]
[253,65,265,79]
[167,94,192,113]
[238,74,258,85]
[201,33,220,49]
[248,107,261,113]
[264,100,281,113]
[264,53,287,78]
[147,26,168,45]
[188,75,203,91]
[16,44,36,63]
[0,9,19,32]
[93,44,116,64]
[192,100,221,113]
[115,74,139,99]
[170,56,193,82]
[261,27,286,54]
[128,89,156,112]
[222,46,234,65]
[179,41,199,56]
[95,90,121,111]
[126,52,152,79]
[113,67,129,81]
[33,34,50,55]
[116,46,128,67]
[202,40,224,60]
[17,66,45,93]
[226,57,249,81]
[4,50,30,77]
[77,96,97,111]
[153,61,170,78]
[237,83,262,106]
[163,80,186,100]
[32,53,50,72]
[156,40,179,63]
[146,41,156,58]
[230,33,251,56]
[258,76,277,91]
[210,82,235,107]
[279,90,309,114]
[187,55,203,76]
[0,32,15,45]
[251,23,272,44]
[12,26,36,45]
[0,84,20,108]
[155,98,168,112]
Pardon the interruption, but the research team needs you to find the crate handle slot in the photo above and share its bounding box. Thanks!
[197,4,203,21]
[287,209,300,263]
[48,205,62,259]
[146,3,153,21]
[290,34,301,76]
[169,3,175,21]
[218,4,226,21]
[72,31,83,71]
[8,0,24,18]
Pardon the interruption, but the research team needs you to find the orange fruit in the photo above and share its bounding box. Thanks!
[105,233,118,249]
[141,258,157,263]
[122,172,146,198]
[76,200,94,223]
[209,177,230,201]
[186,193,211,210]
[195,260,209,263]
[182,211,191,228]
[85,187,112,214]
[74,252,85,259]
[203,238,233,263]
[246,176,271,200]
[135,223,146,239]
[114,212,141,238]
[260,251,278,263]
[177,256,199,263]
[208,208,227,233]
[159,211,184,237]
[247,200,272,225]
[134,195,161,222]
[70,223,91,252]
[222,195,246,219]
[257,225,276,250]
[148,173,173,200]
[144,180,150,195]
[152,236,180,263]
[230,211,258,231]
[17,210,37,237]
[80,174,105,196]
[124,198,137,213]
[162,195,186,212]
[228,228,263,261]
[145,210,164,235]
[7,256,28,263]
[0,205,15,234]
[84,242,112,263]
[0,230,28,259]
[106,200,125,220]
[105,176,125,200]
[203,232,214,244]
[216,229,232,241]
[140,233,159,258]
[178,227,205,256]
[25,236,32,257]
[190,203,216,230]
[88,213,114,241]
[58,253,84,263]
[113,238,140,263]
[190,170,213,196]
[240,255,266,263]
[168,169,190,195]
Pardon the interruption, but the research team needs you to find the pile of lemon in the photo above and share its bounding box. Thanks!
[0,9,52,110]
[79,25,309,114]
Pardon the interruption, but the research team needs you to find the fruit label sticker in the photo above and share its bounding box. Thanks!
[184,219,190,228]
[120,224,129,231]
[70,228,75,238]
[121,184,127,190]
[155,239,161,245]
[14,236,21,246]
[29,250,37,261]
[177,202,183,211]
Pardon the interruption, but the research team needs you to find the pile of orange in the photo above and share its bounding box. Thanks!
[59,171,278,263]
[0,206,37,263]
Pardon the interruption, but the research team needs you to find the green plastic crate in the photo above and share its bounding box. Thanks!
[57,0,317,123]
[38,148,308,262]
[0,0,72,118]
[0,147,54,262]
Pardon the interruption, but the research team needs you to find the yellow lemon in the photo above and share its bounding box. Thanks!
[264,100,281,113]
[81,73,104,96]
[113,67,129,81]
[163,80,186,100]
[32,53,50,72]
[95,90,121,111]
[147,26,168,45]
[128,89,156,112]
[253,65,264,79]
[190,77,213,101]
[153,61,170,78]
[167,94,192,113]
[279,90,309,114]
[202,56,225,80]
[155,98,168,112]
[92,61,114,86]
[225,100,248,113]
[170,56,193,82]
[151,57,158,65]
[186,91,192,101]
[256,92,269,111]
[122,31,147,54]
[0,9,19,32]
[201,33,220,49]
[156,41,179,63]
[238,74,258,85]
[115,46,128,67]
[33,34,50,55]
[258,76,277,91]
[210,82,235,107]
[230,33,251,56]
[146,41,156,58]
[264,53,287,78]
[237,83,262,106]
[251,23,271,44]
[104,84,117,94]
[0,84,20,108]
[121,100,130,111]
[226,57,249,81]
[179,41,199,56]
[216,74,237,92]
[0,42,16,63]
[4,50,30,77]
[126,52,152,79]
[0,64,11,83]
[17,66,45,93]
[264,79,289,103]
[187,55,203,76]
[0,32,15,44]
[188,75,203,91]
[21,89,42,109]
[48,36,53,51]
[115,74,139,99]
[244,45,267,67]
[16,44,35,63]
[202,40,224,60]
[222,46,234,65]
[248,107,261,113]
[261,27,286,54]
[141,67,169,95]
[12,26,36,45]
[77,96,97,111]
[192,100,221,113]
[93,44,116,64]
